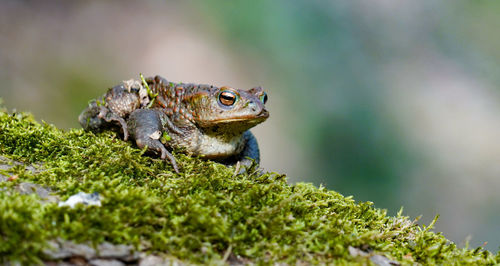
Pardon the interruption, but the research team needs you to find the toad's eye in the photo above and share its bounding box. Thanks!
[218,90,238,106]
[260,92,268,104]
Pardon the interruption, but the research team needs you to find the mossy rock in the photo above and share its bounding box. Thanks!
[0,107,499,265]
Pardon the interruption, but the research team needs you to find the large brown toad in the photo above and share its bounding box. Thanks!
[78,75,269,173]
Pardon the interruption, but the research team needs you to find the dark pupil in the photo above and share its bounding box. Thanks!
[220,92,236,106]
[261,93,268,104]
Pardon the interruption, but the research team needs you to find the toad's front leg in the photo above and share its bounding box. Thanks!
[237,131,261,169]
[127,109,179,173]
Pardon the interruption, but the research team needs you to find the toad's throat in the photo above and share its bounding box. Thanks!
[178,131,246,159]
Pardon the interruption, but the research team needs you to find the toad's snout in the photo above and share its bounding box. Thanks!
[258,109,269,119]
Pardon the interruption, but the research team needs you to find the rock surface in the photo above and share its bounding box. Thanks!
[0,156,59,202]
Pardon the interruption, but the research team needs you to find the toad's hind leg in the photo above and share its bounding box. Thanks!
[98,107,129,141]
[127,109,179,173]
[78,101,129,140]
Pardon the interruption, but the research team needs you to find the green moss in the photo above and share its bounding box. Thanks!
[0,109,499,265]
[0,192,49,264]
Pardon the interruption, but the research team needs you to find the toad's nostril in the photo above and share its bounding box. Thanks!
[248,100,257,111]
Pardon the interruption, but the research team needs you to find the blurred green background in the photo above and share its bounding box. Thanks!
[1,0,499,250]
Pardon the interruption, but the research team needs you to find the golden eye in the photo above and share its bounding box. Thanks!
[218,90,238,106]
[260,92,268,104]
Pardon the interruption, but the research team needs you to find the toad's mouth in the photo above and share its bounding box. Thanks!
[213,110,269,123]
[199,110,269,126]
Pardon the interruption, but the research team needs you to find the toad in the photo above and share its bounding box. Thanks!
[78,75,269,173]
